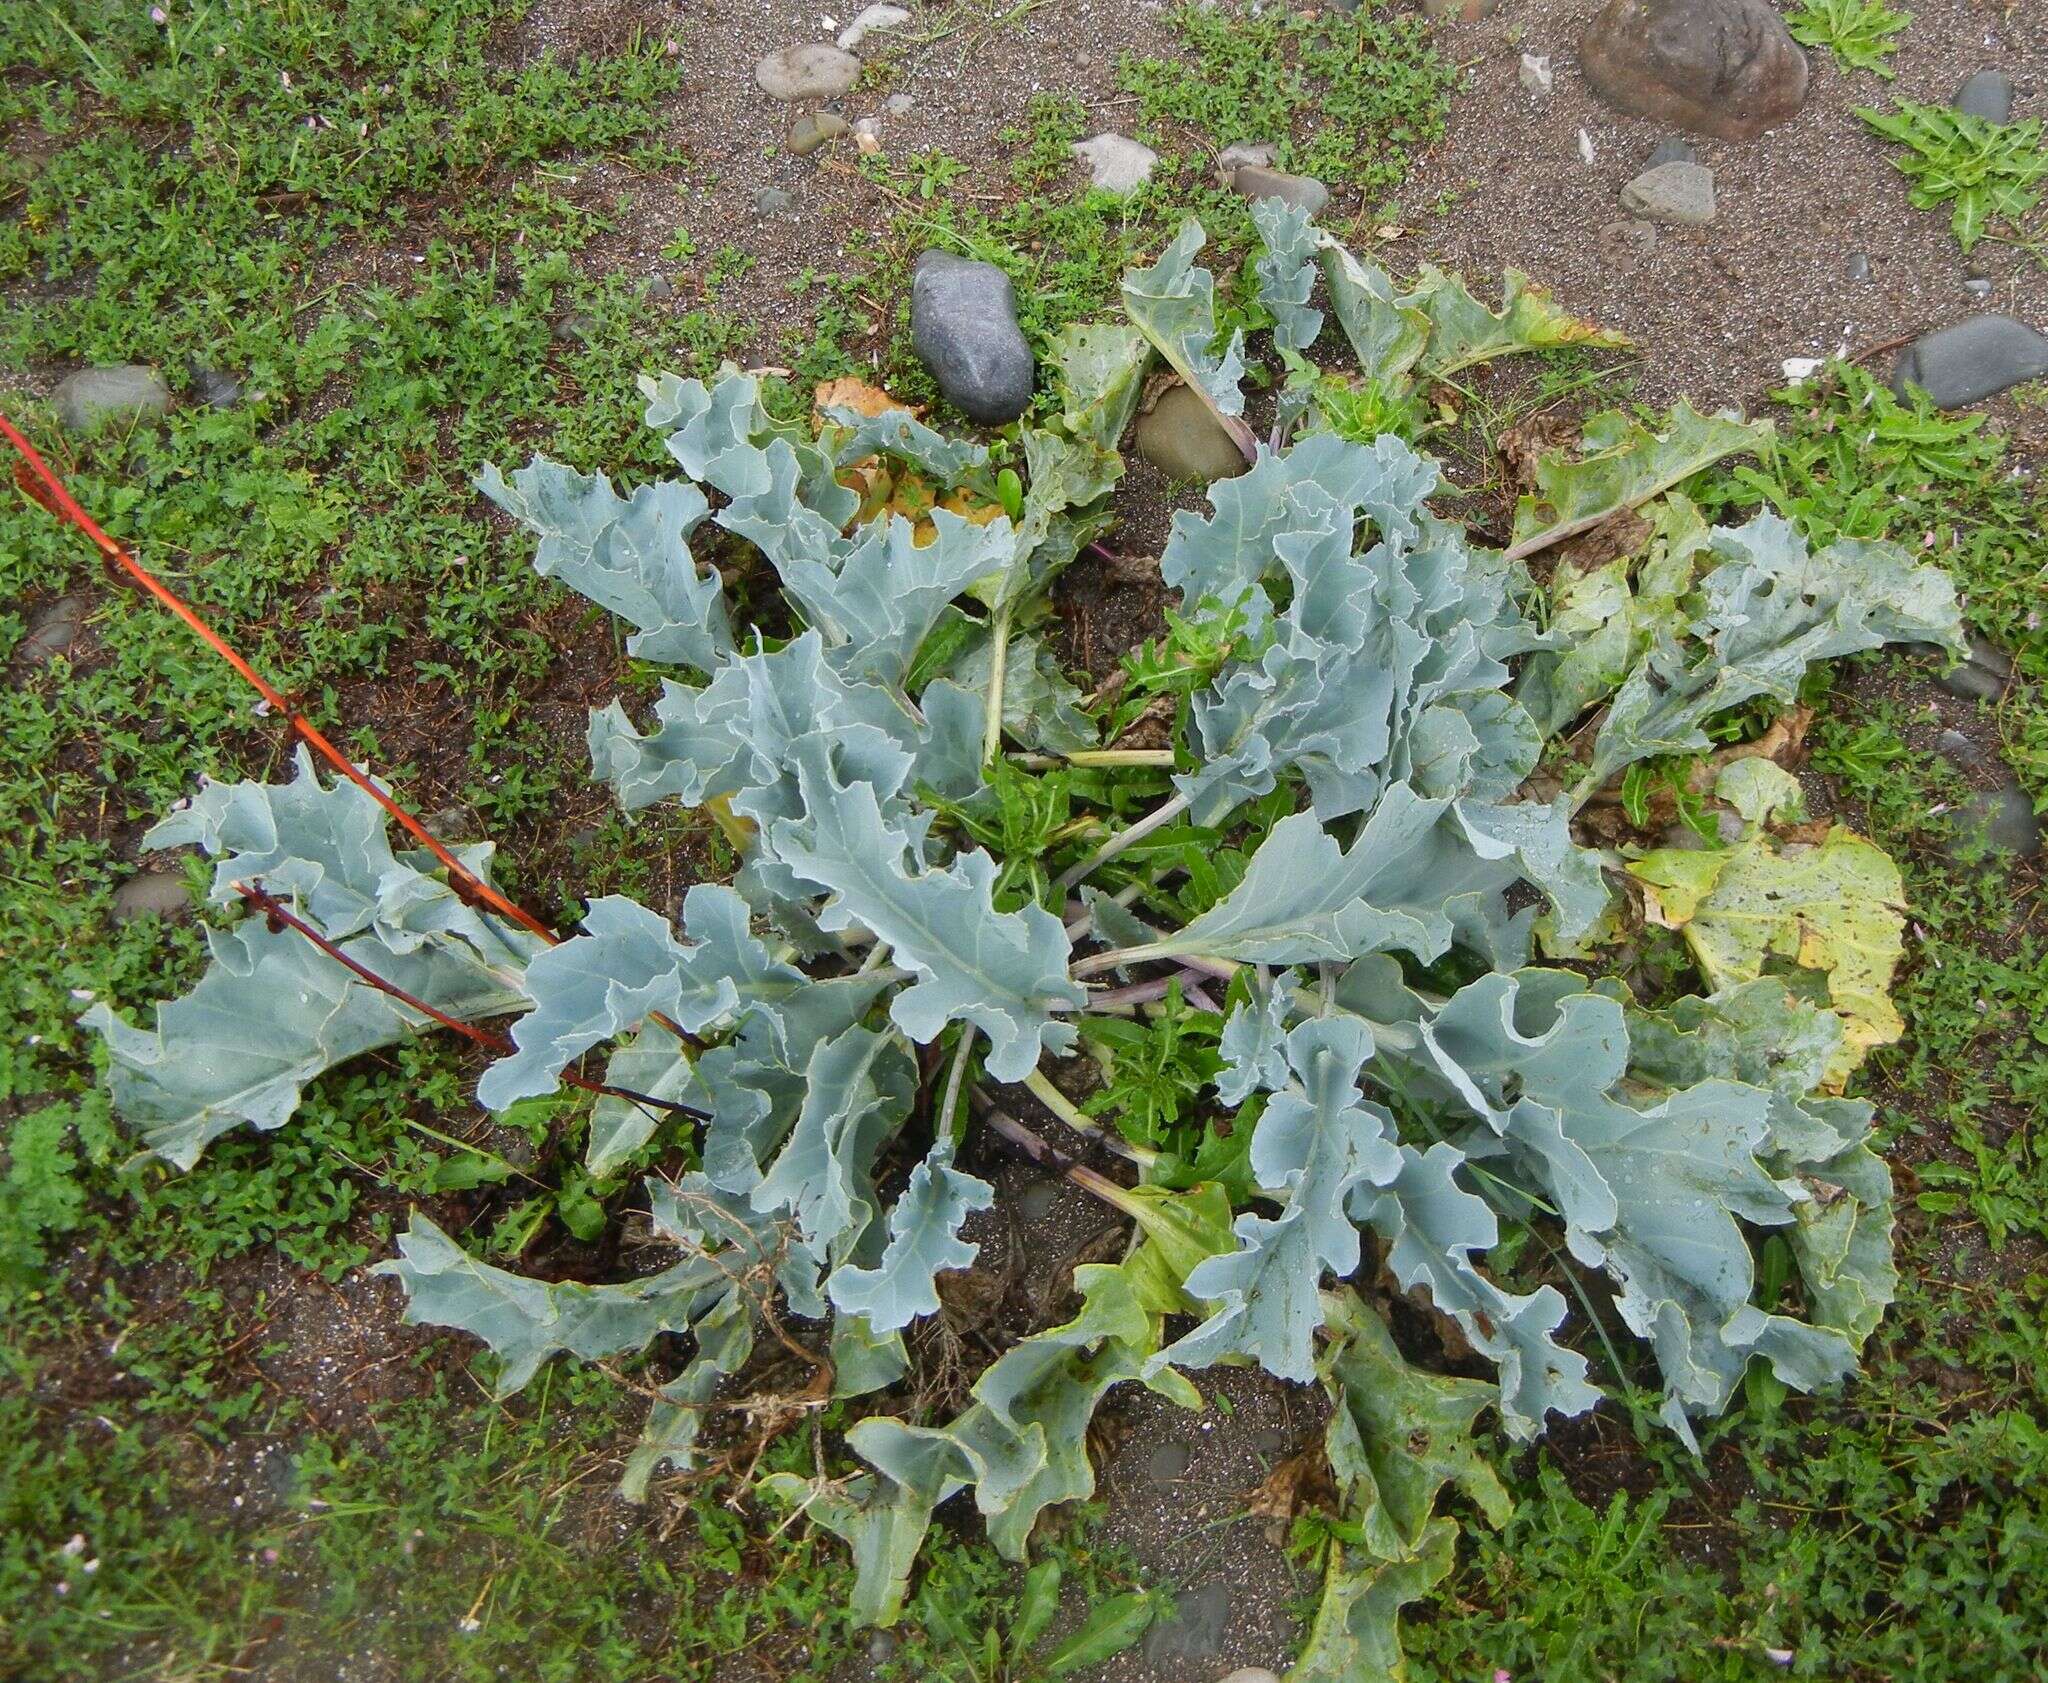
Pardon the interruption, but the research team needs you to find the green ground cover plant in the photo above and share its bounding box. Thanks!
[1787,0,1911,79]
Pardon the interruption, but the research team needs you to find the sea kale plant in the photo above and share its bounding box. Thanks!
[88,203,1966,1676]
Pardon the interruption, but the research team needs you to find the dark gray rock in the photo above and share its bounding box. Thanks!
[1141,1581,1232,1665]
[1847,251,1873,283]
[1620,159,1716,224]
[1954,69,2015,125]
[910,252,1035,424]
[1581,0,1808,142]
[753,186,794,215]
[18,594,88,667]
[1145,1441,1192,1484]
[1134,383,1251,484]
[111,870,191,924]
[866,1630,899,1665]
[642,273,674,303]
[1894,315,2048,408]
[1935,728,1988,771]
[188,364,242,409]
[1950,786,2043,860]
[1646,135,1698,168]
[1936,633,2013,702]
[553,312,597,344]
[1422,0,1500,17]
[754,44,860,102]
[1251,1425,1290,1458]
[54,365,171,433]
[1229,164,1329,215]
[786,111,849,155]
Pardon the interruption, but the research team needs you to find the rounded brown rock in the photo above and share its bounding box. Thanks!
[1580,0,1808,143]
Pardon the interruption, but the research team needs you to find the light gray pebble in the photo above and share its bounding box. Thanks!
[754,186,794,215]
[112,870,191,924]
[1619,160,1715,225]
[54,365,171,433]
[754,44,860,102]
[1072,131,1158,193]
[17,595,88,667]
[1847,251,1873,283]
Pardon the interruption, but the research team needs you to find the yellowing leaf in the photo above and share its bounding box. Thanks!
[1628,827,1905,1086]
[813,377,916,423]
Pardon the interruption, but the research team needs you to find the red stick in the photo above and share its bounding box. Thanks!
[0,410,560,947]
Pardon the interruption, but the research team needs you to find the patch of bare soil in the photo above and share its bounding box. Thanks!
[1405,1,2046,410]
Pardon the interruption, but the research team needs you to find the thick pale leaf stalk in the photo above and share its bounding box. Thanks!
[1052,790,1191,894]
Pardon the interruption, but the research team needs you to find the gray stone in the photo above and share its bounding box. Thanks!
[1599,217,1659,262]
[1847,251,1873,283]
[1229,165,1328,215]
[1072,131,1157,194]
[836,3,911,51]
[910,252,1035,424]
[1893,315,2048,409]
[1134,383,1251,484]
[1422,0,1500,17]
[1217,1672,1282,1683]
[112,870,191,924]
[1966,278,1995,301]
[1018,1179,1061,1222]
[1217,141,1279,175]
[1646,135,1698,168]
[883,92,915,116]
[1619,160,1716,224]
[787,111,850,155]
[1954,69,2014,125]
[1145,1441,1192,1484]
[753,186,794,215]
[188,365,242,409]
[17,594,87,666]
[553,312,597,344]
[1581,0,1808,142]
[1141,1580,1231,1665]
[1934,728,1987,771]
[54,365,171,433]
[1951,785,2043,860]
[1252,1425,1290,1457]
[1520,53,1554,96]
[866,1630,900,1665]
[754,44,860,102]
[642,273,674,302]
[1936,634,2013,702]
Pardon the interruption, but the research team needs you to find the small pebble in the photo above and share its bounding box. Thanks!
[1953,68,2015,125]
[1965,278,1994,301]
[1847,251,1873,283]
[1072,131,1157,193]
[787,111,850,155]
[754,43,861,102]
[111,871,191,924]
[835,2,910,51]
[754,186,794,215]
[1519,53,1553,96]
[1645,135,1698,168]
[53,365,172,433]
[1619,160,1716,225]
[883,91,914,115]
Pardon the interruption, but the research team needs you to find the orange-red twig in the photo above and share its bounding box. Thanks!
[0,409,560,947]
